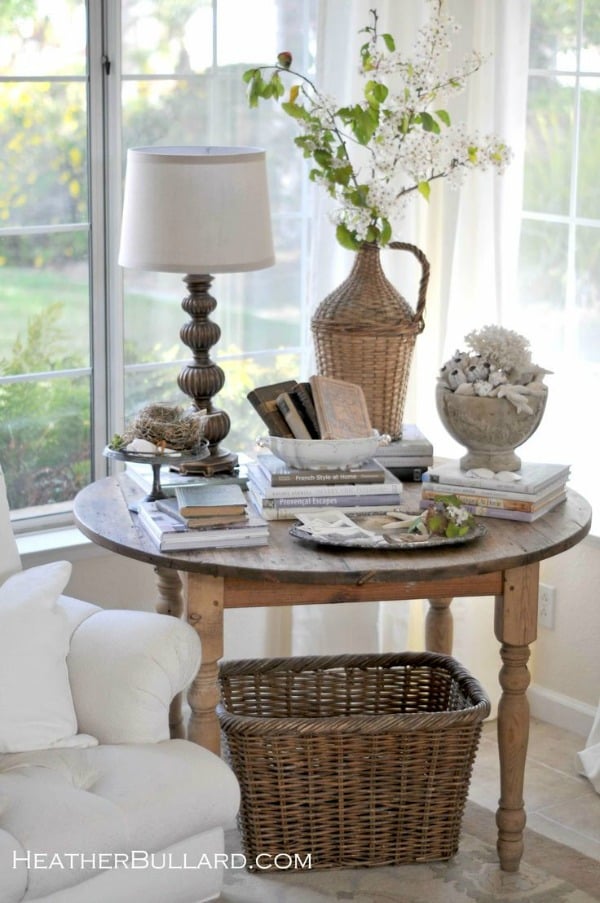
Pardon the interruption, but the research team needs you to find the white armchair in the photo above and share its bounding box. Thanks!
[0,468,240,903]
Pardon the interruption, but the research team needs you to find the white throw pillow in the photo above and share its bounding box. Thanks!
[0,561,97,753]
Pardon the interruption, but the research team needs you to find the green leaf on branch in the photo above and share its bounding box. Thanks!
[365,80,389,106]
[335,224,362,251]
[349,106,378,144]
[348,184,370,207]
[382,33,396,52]
[329,164,353,186]
[270,72,285,99]
[418,111,441,134]
[417,181,431,201]
[281,101,311,121]
[379,218,392,245]
[313,148,332,167]
[468,145,478,163]
[243,68,258,84]
[436,109,451,127]
[289,84,300,104]
[247,76,263,108]
[360,41,374,71]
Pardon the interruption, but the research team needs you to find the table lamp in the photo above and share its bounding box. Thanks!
[118,145,275,474]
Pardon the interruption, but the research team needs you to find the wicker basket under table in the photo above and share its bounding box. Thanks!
[218,651,490,871]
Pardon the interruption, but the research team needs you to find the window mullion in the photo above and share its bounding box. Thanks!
[87,0,110,479]
[103,0,125,444]
[563,0,585,356]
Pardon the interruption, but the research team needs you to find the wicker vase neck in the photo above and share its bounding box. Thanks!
[311,241,430,439]
[318,243,416,328]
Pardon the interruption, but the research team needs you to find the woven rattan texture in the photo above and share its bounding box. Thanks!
[218,652,490,870]
[311,243,430,439]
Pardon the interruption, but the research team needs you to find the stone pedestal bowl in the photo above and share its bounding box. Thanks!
[435,384,548,472]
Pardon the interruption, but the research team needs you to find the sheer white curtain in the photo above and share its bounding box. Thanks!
[289,0,532,710]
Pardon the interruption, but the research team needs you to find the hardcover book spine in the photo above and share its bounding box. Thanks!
[249,467,397,498]
[246,380,299,437]
[276,393,314,439]
[255,399,295,437]
[258,491,402,509]
[387,466,428,482]
[266,469,386,486]
[291,382,321,438]
[421,488,542,512]
[419,495,566,521]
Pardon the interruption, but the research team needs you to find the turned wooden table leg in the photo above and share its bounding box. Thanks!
[494,562,539,872]
[183,572,224,755]
[154,566,186,739]
[426,597,454,654]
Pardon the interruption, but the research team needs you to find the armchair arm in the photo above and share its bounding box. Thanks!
[67,609,201,744]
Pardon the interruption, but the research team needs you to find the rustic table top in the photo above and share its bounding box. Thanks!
[73,475,592,587]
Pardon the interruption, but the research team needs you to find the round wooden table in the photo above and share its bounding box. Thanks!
[74,475,591,872]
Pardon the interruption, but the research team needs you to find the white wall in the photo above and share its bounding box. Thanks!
[529,535,600,735]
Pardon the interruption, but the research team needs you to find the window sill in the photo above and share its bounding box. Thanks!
[16,527,107,567]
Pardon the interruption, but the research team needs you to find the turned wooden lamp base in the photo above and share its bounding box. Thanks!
[176,273,238,475]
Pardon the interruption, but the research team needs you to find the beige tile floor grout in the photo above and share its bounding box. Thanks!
[469,717,600,861]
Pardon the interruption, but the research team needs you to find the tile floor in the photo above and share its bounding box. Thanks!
[469,717,600,861]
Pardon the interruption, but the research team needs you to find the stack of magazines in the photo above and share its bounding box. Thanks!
[137,483,269,550]
[247,453,403,521]
[420,461,570,522]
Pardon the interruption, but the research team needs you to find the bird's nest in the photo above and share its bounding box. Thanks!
[123,403,206,451]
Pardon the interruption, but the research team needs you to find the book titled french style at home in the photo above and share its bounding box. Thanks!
[137,501,268,551]
[423,461,570,495]
[256,453,388,486]
[249,463,401,499]
[173,483,248,517]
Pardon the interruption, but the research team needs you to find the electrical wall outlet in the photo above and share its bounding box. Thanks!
[538,583,556,629]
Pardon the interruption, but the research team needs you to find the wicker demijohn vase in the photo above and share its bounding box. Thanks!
[311,241,429,439]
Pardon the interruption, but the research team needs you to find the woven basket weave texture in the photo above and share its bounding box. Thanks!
[218,651,490,871]
[311,242,429,439]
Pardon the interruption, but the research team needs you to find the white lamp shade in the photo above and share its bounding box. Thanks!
[118,146,275,274]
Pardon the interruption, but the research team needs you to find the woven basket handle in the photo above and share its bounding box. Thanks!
[388,241,430,333]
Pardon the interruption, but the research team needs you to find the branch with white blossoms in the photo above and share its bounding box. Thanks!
[438,325,551,414]
[244,1,512,250]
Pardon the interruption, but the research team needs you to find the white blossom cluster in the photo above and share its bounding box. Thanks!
[293,0,511,243]
[438,325,550,414]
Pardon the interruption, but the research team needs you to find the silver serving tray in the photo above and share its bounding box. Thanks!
[289,516,487,550]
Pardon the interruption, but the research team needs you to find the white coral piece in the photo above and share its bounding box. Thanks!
[440,324,549,397]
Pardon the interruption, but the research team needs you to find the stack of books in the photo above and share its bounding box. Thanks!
[373,424,434,481]
[137,483,269,550]
[420,461,570,522]
[247,453,403,521]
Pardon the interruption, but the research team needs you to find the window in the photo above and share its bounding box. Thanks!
[0,0,317,522]
[0,0,92,519]
[3,1,597,528]
[516,0,600,522]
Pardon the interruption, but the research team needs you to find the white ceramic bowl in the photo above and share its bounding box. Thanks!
[257,432,389,470]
